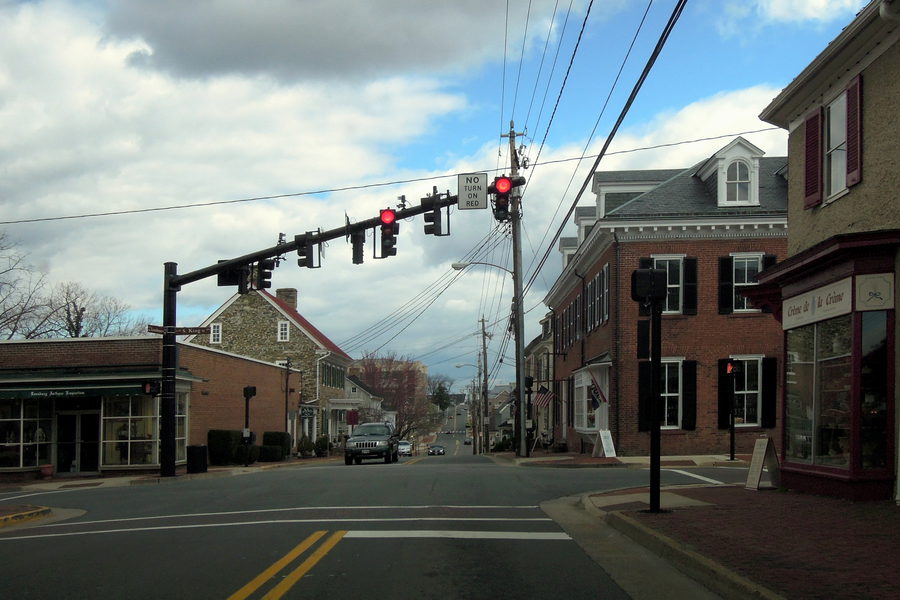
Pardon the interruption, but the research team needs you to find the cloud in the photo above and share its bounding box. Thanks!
[103,0,580,82]
[713,0,868,36]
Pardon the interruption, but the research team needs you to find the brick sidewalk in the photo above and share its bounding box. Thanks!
[622,485,899,599]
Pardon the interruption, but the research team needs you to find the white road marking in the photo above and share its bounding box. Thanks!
[40,505,541,528]
[1,517,555,541]
[664,469,725,485]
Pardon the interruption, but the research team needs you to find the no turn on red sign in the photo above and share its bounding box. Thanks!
[457,173,488,209]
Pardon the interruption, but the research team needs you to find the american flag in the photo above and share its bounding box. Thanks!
[589,370,608,409]
[532,385,554,408]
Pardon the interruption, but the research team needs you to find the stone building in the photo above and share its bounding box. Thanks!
[185,288,353,445]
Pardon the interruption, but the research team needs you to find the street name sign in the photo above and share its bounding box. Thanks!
[457,173,488,209]
[148,325,211,335]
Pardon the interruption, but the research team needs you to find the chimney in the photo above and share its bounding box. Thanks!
[276,288,298,309]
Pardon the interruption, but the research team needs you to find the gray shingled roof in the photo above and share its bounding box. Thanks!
[605,157,787,219]
[594,168,683,183]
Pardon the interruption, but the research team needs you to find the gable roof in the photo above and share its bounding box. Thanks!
[347,375,379,397]
[261,290,352,360]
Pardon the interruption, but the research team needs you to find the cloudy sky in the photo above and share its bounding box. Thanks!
[0,0,868,389]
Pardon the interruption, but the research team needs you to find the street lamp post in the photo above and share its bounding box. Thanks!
[452,260,526,457]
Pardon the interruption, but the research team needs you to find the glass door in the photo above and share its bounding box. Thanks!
[55,412,101,474]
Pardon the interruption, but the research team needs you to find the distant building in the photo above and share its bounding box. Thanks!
[185,288,352,445]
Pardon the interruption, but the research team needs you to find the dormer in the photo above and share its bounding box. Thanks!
[695,136,764,208]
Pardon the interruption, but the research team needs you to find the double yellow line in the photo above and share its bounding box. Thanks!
[228,530,346,600]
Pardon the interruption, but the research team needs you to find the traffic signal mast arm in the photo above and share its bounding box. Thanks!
[167,193,459,290]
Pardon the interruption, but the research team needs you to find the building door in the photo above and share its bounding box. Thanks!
[56,412,101,474]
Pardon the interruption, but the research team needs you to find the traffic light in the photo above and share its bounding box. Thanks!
[726,360,742,377]
[295,233,319,268]
[423,206,441,236]
[380,208,398,257]
[257,258,275,289]
[350,230,365,265]
[488,175,525,221]
[217,261,250,294]
[142,381,161,396]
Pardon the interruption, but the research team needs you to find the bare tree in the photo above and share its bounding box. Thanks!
[353,353,429,441]
[43,281,150,338]
[0,233,55,339]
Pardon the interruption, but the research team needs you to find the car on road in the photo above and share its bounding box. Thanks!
[344,422,399,465]
[398,440,412,456]
[463,438,472,445]
[428,445,445,455]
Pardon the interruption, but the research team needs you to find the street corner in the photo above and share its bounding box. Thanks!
[0,504,52,528]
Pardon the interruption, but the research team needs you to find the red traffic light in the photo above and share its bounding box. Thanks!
[380,208,396,225]
[494,176,512,195]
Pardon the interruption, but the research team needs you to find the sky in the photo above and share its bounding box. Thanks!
[0,0,870,391]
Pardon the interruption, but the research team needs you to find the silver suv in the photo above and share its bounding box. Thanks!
[344,422,399,465]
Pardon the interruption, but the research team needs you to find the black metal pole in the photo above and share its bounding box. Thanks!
[730,381,736,461]
[649,298,662,513]
[160,262,178,477]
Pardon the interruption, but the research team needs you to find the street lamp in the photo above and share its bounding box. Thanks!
[452,260,527,457]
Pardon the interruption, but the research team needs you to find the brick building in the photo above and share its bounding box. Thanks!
[0,337,285,477]
[543,137,788,456]
[748,1,899,501]
[185,288,353,445]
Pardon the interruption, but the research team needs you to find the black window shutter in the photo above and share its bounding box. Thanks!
[717,358,731,429]
[681,361,697,430]
[683,258,697,315]
[638,258,652,316]
[636,320,650,360]
[638,361,652,431]
[761,357,778,428]
[718,257,733,314]
[760,255,777,313]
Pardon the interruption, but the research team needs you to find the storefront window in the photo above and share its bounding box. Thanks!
[102,394,159,467]
[785,314,852,468]
[816,315,851,468]
[176,392,188,462]
[860,311,888,469]
[0,398,52,468]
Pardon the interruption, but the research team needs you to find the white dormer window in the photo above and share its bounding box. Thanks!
[726,160,750,203]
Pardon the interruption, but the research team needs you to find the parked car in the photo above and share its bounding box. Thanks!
[428,445,445,455]
[463,438,472,445]
[344,422,399,465]
[398,440,412,456]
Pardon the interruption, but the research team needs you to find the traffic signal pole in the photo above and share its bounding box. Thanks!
[158,193,459,477]
[503,120,528,458]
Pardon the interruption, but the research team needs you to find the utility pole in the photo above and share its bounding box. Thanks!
[480,316,490,454]
[502,120,528,458]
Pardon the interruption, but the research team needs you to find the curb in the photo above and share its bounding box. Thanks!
[604,510,786,600]
[0,505,52,529]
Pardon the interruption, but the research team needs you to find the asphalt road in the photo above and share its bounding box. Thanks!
[0,433,742,599]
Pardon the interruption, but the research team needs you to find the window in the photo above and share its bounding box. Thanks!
[726,160,750,203]
[102,394,161,466]
[639,256,696,316]
[277,320,290,342]
[785,315,852,467]
[804,76,861,208]
[639,360,697,431]
[210,323,222,344]
[0,398,52,468]
[824,93,847,198]
[602,263,610,322]
[719,254,776,314]
[732,357,761,425]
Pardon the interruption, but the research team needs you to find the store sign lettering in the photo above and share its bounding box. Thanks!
[783,277,852,330]
[29,390,87,398]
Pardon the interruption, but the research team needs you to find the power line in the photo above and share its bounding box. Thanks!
[0,127,778,227]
